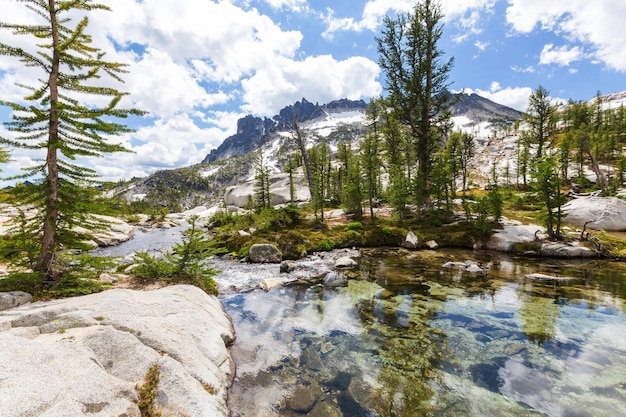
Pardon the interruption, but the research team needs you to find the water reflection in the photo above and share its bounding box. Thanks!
[224,249,626,416]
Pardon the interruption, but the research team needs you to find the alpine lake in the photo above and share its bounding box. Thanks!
[220,248,626,417]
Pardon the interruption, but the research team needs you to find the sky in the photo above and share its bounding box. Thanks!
[0,0,625,185]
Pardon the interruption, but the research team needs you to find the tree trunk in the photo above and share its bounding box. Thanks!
[37,0,61,278]
[585,137,609,192]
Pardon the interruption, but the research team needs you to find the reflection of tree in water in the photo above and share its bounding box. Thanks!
[517,283,560,345]
[355,291,448,416]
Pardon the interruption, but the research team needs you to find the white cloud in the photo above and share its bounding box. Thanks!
[0,0,385,183]
[241,55,381,115]
[264,0,309,12]
[474,40,489,52]
[511,65,536,74]
[506,0,626,71]
[322,0,496,41]
[539,44,584,67]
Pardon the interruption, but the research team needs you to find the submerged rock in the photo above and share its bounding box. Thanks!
[525,273,577,282]
[442,260,486,274]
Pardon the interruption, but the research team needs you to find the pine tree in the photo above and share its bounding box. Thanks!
[361,108,383,220]
[532,156,566,240]
[254,148,271,211]
[0,1,144,280]
[524,85,558,159]
[377,0,454,209]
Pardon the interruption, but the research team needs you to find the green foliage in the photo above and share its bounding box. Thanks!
[376,0,454,208]
[137,363,162,417]
[0,253,116,300]
[254,148,271,212]
[532,156,566,240]
[0,1,144,280]
[347,221,364,231]
[318,239,336,251]
[132,216,218,295]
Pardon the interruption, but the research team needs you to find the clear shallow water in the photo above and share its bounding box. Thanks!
[222,249,626,417]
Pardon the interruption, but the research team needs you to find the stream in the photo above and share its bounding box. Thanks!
[95,224,626,417]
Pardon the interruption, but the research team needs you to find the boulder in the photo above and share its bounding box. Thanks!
[0,285,235,417]
[0,291,32,312]
[335,257,357,268]
[249,243,282,263]
[280,260,299,273]
[260,278,283,292]
[486,225,545,252]
[564,197,626,231]
[404,231,419,249]
[425,240,439,249]
[540,242,597,258]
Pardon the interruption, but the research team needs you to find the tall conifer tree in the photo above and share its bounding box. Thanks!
[0,1,144,280]
[377,0,454,209]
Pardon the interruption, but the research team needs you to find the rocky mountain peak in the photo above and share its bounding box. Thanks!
[202,98,368,164]
[452,93,523,122]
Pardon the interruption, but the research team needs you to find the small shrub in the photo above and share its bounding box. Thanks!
[318,239,335,251]
[346,221,363,231]
[125,214,142,224]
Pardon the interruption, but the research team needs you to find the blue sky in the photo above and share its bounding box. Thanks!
[0,0,625,183]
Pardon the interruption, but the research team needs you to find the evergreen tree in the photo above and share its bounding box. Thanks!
[532,156,566,240]
[309,142,330,220]
[0,1,144,280]
[361,98,383,220]
[377,0,454,209]
[524,85,558,159]
[341,146,363,217]
[254,148,271,211]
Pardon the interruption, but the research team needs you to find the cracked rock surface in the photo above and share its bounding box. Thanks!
[0,285,235,417]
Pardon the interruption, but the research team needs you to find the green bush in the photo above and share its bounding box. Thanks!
[132,216,219,295]
[346,221,363,231]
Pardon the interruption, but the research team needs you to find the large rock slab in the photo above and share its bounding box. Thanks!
[224,172,310,208]
[486,225,545,252]
[0,285,235,417]
[0,205,134,247]
[564,197,626,231]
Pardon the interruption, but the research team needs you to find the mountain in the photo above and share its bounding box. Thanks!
[202,98,368,164]
[111,94,524,209]
[452,93,523,122]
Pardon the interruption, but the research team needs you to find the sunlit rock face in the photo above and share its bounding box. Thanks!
[564,196,626,231]
[0,285,234,417]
